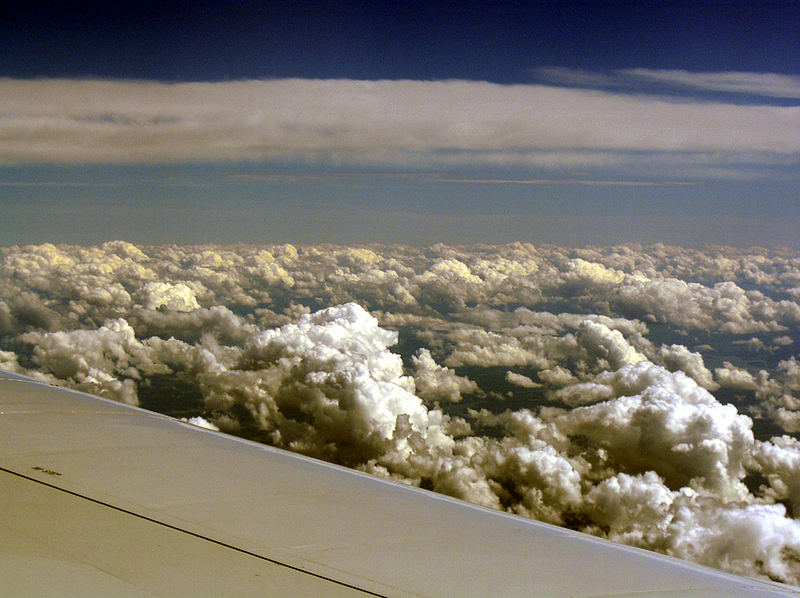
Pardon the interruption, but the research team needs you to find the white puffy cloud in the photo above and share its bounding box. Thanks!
[659,344,718,390]
[575,320,646,370]
[537,365,577,387]
[21,319,154,378]
[584,471,800,584]
[138,281,201,312]
[754,436,800,516]
[200,303,453,463]
[566,258,626,287]
[666,499,800,584]
[412,348,478,403]
[748,358,800,433]
[505,371,541,389]
[613,278,779,332]
[549,380,615,407]
[583,471,678,546]
[130,305,255,345]
[0,349,23,373]
[734,336,768,352]
[444,328,552,368]
[551,362,755,500]
[715,361,762,391]
[18,318,177,404]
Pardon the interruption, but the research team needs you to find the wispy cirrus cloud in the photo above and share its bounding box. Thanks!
[1,78,797,175]
[430,177,692,187]
[228,172,692,187]
[532,67,800,100]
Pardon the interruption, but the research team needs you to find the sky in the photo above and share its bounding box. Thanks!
[1,0,798,247]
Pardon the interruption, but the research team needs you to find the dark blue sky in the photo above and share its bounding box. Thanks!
[4,1,799,81]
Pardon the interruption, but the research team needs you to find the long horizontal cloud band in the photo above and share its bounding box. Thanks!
[1,78,798,164]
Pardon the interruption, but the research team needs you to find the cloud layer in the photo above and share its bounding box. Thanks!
[1,77,798,172]
[3,241,800,585]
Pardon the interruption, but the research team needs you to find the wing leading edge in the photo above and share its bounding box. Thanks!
[1,369,797,597]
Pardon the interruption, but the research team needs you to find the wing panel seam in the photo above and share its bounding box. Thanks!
[0,465,390,598]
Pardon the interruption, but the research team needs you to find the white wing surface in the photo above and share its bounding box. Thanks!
[1,369,798,597]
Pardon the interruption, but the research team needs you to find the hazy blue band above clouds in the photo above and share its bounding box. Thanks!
[1,76,798,166]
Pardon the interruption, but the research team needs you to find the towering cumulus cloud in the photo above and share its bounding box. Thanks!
[3,241,800,584]
[202,303,450,463]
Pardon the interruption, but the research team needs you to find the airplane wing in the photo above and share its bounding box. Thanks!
[1,368,798,597]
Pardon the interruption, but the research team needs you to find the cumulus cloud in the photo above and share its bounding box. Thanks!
[3,240,800,584]
[200,303,459,464]
[1,78,797,171]
[551,363,756,499]
[585,472,800,583]
[505,371,541,389]
[413,348,478,403]
[754,436,800,516]
[566,258,625,287]
[18,318,182,405]
[575,320,646,370]
[612,278,799,333]
[138,281,201,312]
[659,344,718,390]
[667,499,800,583]
[444,328,552,369]
[716,361,762,392]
